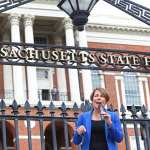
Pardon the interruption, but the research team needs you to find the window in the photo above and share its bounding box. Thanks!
[123,72,141,106]
[41,89,50,100]
[37,68,49,79]
[34,37,47,44]
[91,70,101,89]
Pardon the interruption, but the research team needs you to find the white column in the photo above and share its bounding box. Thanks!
[54,36,67,101]
[115,75,123,114]
[78,29,93,100]
[3,29,14,101]
[138,77,145,106]
[9,14,25,103]
[24,15,38,104]
[145,78,150,111]
[64,18,81,103]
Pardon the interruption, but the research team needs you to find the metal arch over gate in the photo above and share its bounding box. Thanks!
[0,42,150,73]
[0,0,34,13]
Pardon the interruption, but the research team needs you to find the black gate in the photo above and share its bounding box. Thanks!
[0,99,149,150]
[0,42,150,150]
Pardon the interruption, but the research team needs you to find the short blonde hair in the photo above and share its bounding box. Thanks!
[90,88,110,102]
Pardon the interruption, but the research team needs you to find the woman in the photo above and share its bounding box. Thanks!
[73,88,123,150]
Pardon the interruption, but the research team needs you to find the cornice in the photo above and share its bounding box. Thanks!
[86,24,150,34]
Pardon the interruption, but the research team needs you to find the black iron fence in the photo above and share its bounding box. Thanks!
[0,99,149,150]
[120,104,150,150]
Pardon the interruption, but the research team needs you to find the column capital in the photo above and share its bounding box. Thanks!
[23,14,35,27]
[9,13,21,26]
[63,18,73,30]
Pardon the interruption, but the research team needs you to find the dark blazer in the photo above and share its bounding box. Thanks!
[73,110,123,150]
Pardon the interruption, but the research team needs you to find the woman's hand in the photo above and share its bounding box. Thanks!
[76,125,86,135]
[101,112,112,126]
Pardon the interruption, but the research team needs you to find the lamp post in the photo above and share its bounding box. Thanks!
[57,0,99,31]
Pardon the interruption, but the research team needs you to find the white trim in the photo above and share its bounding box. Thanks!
[86,24,150,33]
[100,72,105,89]
[121,76,127,108]
[115,77,121,114]
[41,100,81,108]
[5,3,67,18]
[126,124,141,128]
[19,135,41,140]
[2,99,81,108]
[115,75,123,80]
[103,71,120,76]
[144,79,150,111]
[87,30,150,46]
[138,77,146,106]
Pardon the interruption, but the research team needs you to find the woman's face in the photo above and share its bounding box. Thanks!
[92,90,107,110]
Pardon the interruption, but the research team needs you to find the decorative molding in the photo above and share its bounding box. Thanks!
[9,13,21,26]
[86,23,150,33]
[63,18,73,30]
[23,14,35,27]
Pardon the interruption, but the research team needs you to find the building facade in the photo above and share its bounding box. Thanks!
[0,0,150,149]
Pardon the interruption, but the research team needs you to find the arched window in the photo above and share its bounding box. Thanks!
[123,72,141,106]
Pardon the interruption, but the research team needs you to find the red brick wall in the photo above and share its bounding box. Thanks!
[104,75,118,109]
[53,68,58,88]
[88,42,150,52]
